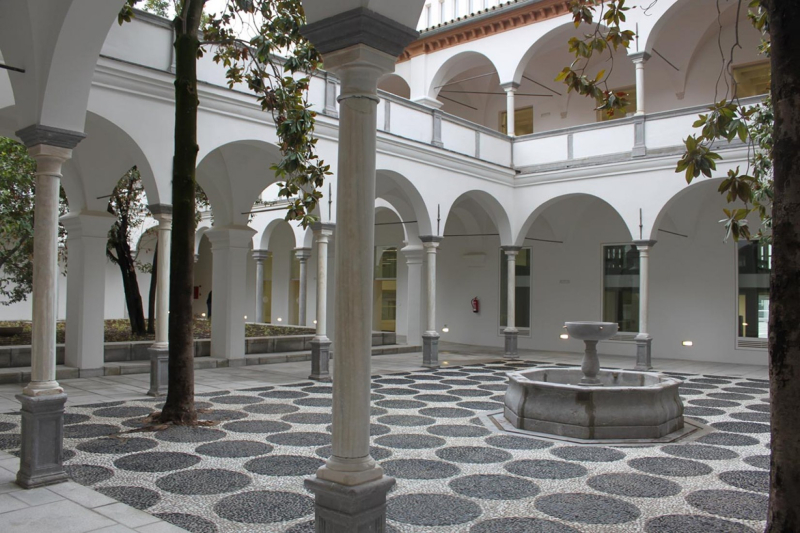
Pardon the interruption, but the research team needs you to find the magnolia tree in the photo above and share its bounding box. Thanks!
[0,137,67,307]
[562,1,797,530]
[120,0,327,425]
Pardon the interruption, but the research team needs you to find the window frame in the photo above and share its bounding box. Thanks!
[497,247,532,337]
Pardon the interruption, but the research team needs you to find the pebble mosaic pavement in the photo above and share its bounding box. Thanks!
[0,361,771,533]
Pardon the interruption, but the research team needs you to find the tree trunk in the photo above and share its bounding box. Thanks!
[160,0,205,425]
[766,0,800,531]
[113,226,146,336]
[148,243,158,335]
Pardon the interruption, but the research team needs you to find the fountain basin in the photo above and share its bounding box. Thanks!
[564,321,618,341]
[504,368,684,440]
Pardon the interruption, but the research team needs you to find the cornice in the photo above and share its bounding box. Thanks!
[399,0,571,62]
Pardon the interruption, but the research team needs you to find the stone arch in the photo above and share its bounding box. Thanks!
[442,189,513,245]
[378,73,411,99]
[376,169,433,239]
[428,50,502,102]
[196,139,284,227]
[514,192,632,247]
[648,177,726,242]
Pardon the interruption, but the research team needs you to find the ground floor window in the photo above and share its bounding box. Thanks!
[738,241,771,339]
[500,248,531,330]
[602,244,639,333]
[374,246,397,332]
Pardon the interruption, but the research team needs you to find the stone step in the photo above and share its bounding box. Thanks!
[0,365,80,385]
[102,344,421,375]
[235,344,422,366]
[103,356,220,376]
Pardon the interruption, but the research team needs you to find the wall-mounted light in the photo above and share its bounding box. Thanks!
[682,340,693,347]
[313,319,318,325]
[277,317,283,322]
[742,322,749,327]
[244,315,248,320]
[442,361,449,365]
[560,334,569,340]
[442,325,450,333]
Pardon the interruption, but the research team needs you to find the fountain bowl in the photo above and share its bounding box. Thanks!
[504,368,684,440]
[564,321,618,341]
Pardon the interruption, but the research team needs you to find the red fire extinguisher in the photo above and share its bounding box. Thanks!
[471,297,480,314]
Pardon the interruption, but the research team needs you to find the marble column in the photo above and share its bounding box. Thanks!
[634,240,656,370]
[206,226,256,365]
[310,223,334,381]
[501,82,519,136]
[15,125,85,489]
[301,10,418,530]
[420,236,443,368]
[502,246,521,357]
[148,204,172,396]
[295,247,312,326]
[630,52,650,115]
[61,211,116,375]
[400,244,424,346]
[252,249,271,323]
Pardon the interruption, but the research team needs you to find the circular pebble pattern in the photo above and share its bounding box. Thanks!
[195,440,272,458]
[449,474,540,500]
[244,455,324,476]
[96,485,161,510]
[535,493,641,524]
[629,457,713,477]
[114,451,201,473]
[437,446,513,464]
[156,468,251,495]
[214,491,313,523]
[587,473,682,498]
[505,459,588,479]
[550,446,625,463]
[686,489,768,520]
[661,444,739,461]
[388,493,482,526]
[645,514,757,533]
[382,459,461,479]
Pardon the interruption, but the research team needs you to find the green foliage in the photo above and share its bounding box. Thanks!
[555,0,634,118]
[106,167,148,265]
[204,0,329,228]
[119,0,329,228]
[0,137,67,306]
[565,0,773,242]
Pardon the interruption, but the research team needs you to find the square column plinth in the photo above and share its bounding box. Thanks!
[422,332,439,368]
[305,476,395,533]
[16,393,68,489]
[504,330,519,358]
[148,345,169,396]
[310,338,332,382]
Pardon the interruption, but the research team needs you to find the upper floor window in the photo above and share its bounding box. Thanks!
[733,61,770,98]
[597,86,636,122]
[500,106,534,136]
[439,0,446,24]
[454,0,459,18]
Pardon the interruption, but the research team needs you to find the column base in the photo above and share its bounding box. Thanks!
[504,330,519,358]
[16,393,68,489]
[147,345,169,397]
[422,332,439,368]
[310,338,332,382]
[634,334,653,371]
[305,475,396,533]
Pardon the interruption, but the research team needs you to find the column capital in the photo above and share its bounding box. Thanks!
[16,124,85,150]
[500,81,520,92]
[311,222,335,236]
[149,203,173,225]
[294,247,312,261]
[205,225,257,250]
[26,144,73,174]
[633,239,657,249]
[301,8,419,58]
[401,244,424,263]
[420,235,444,244]
[252,249,271,262]
[60,211,116,240]
[629,51,651,64]
[501,245,522,255]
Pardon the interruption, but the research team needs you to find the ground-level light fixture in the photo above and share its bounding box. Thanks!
[442,325,450,333]
[560,333,569,340]
[277,317,283,322]
[244,315,247,320]
[313,319,318,324]
[682,340,693,347]
[201,312,206,317]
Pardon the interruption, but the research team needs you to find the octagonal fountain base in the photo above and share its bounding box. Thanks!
[503,368,685,441]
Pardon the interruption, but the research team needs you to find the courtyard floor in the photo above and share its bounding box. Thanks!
[0,346,770,532]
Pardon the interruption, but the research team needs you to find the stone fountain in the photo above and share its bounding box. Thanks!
[503,321,684,440]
